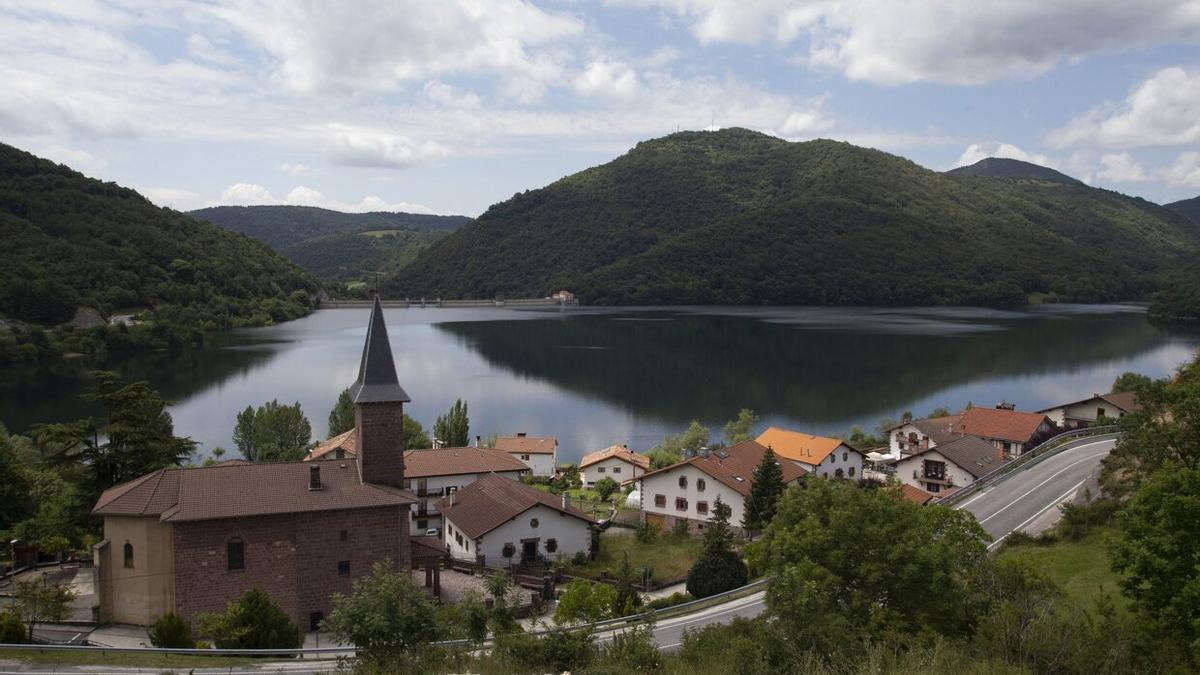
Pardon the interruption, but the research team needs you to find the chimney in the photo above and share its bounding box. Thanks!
[309,464,322,491]
[475,435,481,448]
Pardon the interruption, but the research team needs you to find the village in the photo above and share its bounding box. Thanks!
[0,298,1138,654]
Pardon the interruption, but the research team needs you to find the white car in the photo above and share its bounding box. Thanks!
[425,527,440,537]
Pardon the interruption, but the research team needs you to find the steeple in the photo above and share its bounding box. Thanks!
[348,296,411,405]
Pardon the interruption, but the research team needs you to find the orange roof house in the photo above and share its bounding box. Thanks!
[306,428,357,461]
[755,427,846,464]
[579,444,651,471]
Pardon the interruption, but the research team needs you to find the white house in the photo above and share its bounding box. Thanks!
[579,444,650,488]
[887,406,1058,459]
[401,447,529,534]
[438,473,596,565]
[893,435,1006,495]
[885,416,961,458]
[754,427,864,479]
[1038,391,1139,429]
[492,434,558,476]
[635,441,807,534]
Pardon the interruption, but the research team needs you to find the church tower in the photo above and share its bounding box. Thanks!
[350,297,410,488]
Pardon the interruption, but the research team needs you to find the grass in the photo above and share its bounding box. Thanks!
[0,647,268,669]
[568,532,701,583]
[360,229,405,237]
[998,528,1129,616]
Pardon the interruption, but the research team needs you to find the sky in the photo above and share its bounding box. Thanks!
[3,1,1200,218]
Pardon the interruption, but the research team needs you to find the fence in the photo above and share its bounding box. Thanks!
[936,425,1119,507]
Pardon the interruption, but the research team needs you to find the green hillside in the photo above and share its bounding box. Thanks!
[191,205,465,283]
[946,156,1083,185]
[0,144,319,360]
[385,129,1200,308]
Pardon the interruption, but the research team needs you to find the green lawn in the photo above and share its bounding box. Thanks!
[998,529,1129,616]
[568,533,701,584]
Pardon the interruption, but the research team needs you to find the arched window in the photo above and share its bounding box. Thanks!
[843,451,849,461]
[697,478,706,492]
[530,517,539,528]
[123,542,134,568]
[678,476,688,489]
[227,537,245,571]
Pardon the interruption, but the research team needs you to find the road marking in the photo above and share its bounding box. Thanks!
[955,437,1112,510]
[987,477,1088,551]
[975,448,1110,524]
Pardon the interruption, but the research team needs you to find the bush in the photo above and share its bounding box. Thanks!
[646,592,693,611]
[148,612,195,648]
[635,520,660,544]
[197,588,302,650]
[671,519,691,539]
[572,550,589,566]
[493,627,596,673]
[0,611,27,644]
[1057,498,1118,541]
[594,477,620,501]
[598,623,661,672]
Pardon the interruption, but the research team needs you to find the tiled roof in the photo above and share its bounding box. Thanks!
[579,445,650,470]
[1038,391,1141,416]
[437,473,596,539]
[899,484,934,506]
[755,427,851,465]
[402,446,529,478]
[957,407,1050,444]
[634,440,807,496]
[93,459,416,522]
[493,436,558,455]
[915,435,1006,479]
[306,429,357,461]
[901,416,962,446]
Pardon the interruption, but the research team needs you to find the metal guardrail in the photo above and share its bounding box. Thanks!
[936,425,1119,507]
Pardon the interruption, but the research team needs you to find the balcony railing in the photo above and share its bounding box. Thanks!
[416,487,445,498]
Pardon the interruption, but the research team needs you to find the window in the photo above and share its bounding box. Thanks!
[849,467,856,477]
[926,482,942,493]
[843,451,848,461]
[675,497,688,511]
[923,460,946,480]
[455,533,464,546]
[697,501,708,515]
[227,537,245,571]
[339,530,348,542]
[545,538,558,553]
[123,542,133,568]
[597,466,606,474]
[1097,407,1106,419]
[522,453,530,460]
[530,518,539,528]
[1003,441,1013,452]
[830,453,836,464]
[337,560,350,576]
[697,478,706,492]
[612,466,621,474]
[309,612,323,632]
[654,494,666,508]
[416,520,427,530]
[678,476,688,489]
[334,449,345,459]
[835,468,845,479]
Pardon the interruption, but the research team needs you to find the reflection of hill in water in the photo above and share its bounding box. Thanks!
[0,336,279,433]
[437,309,1169,424]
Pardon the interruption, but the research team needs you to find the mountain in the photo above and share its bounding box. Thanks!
[946,157,1083,185]
[1165,195,1200,225]
[384,128,1199,309]
[0,143,318,357]
[191,205,468,284]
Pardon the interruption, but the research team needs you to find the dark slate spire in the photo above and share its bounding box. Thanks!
[348,296,411,404]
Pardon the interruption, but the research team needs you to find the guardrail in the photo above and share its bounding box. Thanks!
[936,425,1119,507]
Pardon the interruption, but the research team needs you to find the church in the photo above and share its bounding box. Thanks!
[92,298,418,630]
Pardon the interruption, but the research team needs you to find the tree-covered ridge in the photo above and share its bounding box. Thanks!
[945,156,1084,185]
[0,143,319,354]
[192,205,465,286]
[385,128,1200,310]
[1164,195,1200,225]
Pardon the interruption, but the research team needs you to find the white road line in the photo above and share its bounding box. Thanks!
[955,438,1112,510]
[987,477,1088,551]
[976,449,1110,524]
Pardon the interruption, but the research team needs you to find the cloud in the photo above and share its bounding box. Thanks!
[186,34,238,67]
[616,0,1200,85]
[954,142,1050,168]
[1050,67,1200,149]
[220,182,274,205]
[212,182,436,214]
[779,95,834,137]
[422,80,482,109]
[39,145,108,175]
[1161,152,1200,189]
[320,124,452,169]
[1096,153,1151,182]
[278,162,316,176]
[142,187,206,211]
[574,60,640,100]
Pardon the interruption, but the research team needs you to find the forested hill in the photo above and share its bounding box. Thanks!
[384,128,1200,310]
[0,143,318,355]
[945,157,1083,185]
[1165,195,1200,225]
[192,205,468,284]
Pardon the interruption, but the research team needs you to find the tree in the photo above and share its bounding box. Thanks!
[433,399,469,447]
[0,611,26,644]
[197,588,302,649]
[233,400,312,462]
[403,414,432,450]
[723,408,759,444]
[12,579,76,641]
[613,553,644,616]
[10,468,81,557]
[149,612,196,648]
[686,497,748,599]
[1111,371,1151,393]
[761,478,988,651]
[554,580,617,625]
[323,561,438,663]
[327,388,355,437]
[1110,465,1200,649]
[742,449,785,533]
[928,407,952,418]
[0,426,33,531]
[648,420,711,469]
[594,477,620,501]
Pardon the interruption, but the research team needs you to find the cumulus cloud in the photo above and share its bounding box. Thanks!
[1096,153,1151,182]
[39,145,108,174]
[1050,67,1200,149]
[278,162,316,176]
[574,60,640,100]
[320,124,452,169]
[211,182,437,213]
[142,187,206,211]
[616,0,1200,85]
[1161,152,1200,189]
[954,142,1050,168]
[422,80,482,109]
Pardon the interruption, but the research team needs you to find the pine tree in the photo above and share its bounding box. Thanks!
[686,497,748,599]
[742,448,786,533]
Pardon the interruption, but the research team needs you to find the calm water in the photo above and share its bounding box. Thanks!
[2,305,1197,463]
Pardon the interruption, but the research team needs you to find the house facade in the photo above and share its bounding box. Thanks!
[439,473,596,565]
[92,297,417,629]
[893,435,1006,494]
[888,406,1058,459]
[401,446,529,533]
[579,445,650,488]
[635,441,806,534]
[754,427,864,479]
[1038,391,1139,429]
[492,434,558,476]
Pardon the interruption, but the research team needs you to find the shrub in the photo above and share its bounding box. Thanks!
[572,550,589,566]
[0,612,27,644]
[1057,498,1118,541]
[148,612,195,648]
[635,520,660,544]
[646,592,693,611]
[671,519,691,539]
[197,588,302,649]
[599,622,661,672]
[594,477,620,501]
[495,627,596,672]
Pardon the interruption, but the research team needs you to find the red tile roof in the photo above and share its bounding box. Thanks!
[437,473,596,539]
[899,484,934,506]
[493,436,558,455]
[957,406,1051,444]
[579,445,650,470]
[306,429,357,461]
[93,459,416,522]
[402,446,530,478]
[633,440,807,496]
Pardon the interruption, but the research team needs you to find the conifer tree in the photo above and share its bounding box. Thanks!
[686,497,748,598]
[742,448,786,533]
